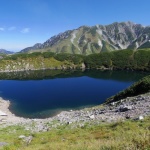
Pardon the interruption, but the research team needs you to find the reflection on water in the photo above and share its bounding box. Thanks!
[0,70,148,118]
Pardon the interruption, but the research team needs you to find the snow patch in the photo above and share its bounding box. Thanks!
[70,30,81,53]
[98,39,103,48]
[71,30,77,43]
[136,42,139,48]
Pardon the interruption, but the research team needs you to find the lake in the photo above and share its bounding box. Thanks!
[0,70,147,118]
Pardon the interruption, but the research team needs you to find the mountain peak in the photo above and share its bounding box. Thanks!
[20,21,150,55]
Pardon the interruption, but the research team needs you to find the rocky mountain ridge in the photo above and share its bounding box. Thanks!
[20,21,150,55]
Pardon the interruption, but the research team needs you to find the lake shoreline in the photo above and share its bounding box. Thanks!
[0,68,149,73]
[0,92,150,132]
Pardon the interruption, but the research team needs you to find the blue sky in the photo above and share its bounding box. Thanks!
[0,0,150,52]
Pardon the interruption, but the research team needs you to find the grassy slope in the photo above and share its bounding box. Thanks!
[0,117,149,150]
[0,57,64,71]
[0,54,83,72]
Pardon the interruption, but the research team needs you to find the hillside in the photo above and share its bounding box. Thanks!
[0,52,84,72]
[107,75,150,103]
[0,49,150,72]
[20,21,150,55]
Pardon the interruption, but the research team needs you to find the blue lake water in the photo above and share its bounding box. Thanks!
[0,70,147,118]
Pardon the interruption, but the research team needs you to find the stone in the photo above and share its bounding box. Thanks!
[139,116,144,120]
[67,121,72,125]
[89,115,95,119]
[125,114,130,119]
[119,105,132,112]
[0,142,8,147]
[24,136,33,145]
[1,119,7,122]
[19,135,26,139]
[81,63,86,69]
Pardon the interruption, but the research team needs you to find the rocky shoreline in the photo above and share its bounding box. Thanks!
[0,92,150,132]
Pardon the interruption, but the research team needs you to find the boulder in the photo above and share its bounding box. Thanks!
[138,115,144,120]
[24,136,33,145]
[19,135,26,139]
[89,115,95,119]
[118,105,132,112]
[19,135,33,144]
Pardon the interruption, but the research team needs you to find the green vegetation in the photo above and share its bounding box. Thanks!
[53,53,84,65]
[107,75,150,103]
[0,49,150,72]
[1,117,150,150]
[0,52,85,72]
[85,49,150,71]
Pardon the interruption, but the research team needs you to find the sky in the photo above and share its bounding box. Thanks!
[0,0,150,52]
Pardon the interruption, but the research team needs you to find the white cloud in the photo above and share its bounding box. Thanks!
[0,27,5,31]
[8,26,16,31]
[21,28,30,33]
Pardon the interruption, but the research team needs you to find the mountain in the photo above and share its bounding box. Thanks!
[0,49,14,54]
[20,43,42,53]
[20,21,150,55]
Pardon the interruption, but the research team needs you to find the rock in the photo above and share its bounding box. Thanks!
[1,119,7,122]
[67,121,72,125]
[119,105,132,112]
[24,136,33,145]
[125,114,130,119]
[19,135,26,139]
[111,102,115,106]
[89,115,95,119]
[139,116,144,120]
[0,142,8,147]
[18,135,33,144]
[81,63,86,69]
[133,115,144,121]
